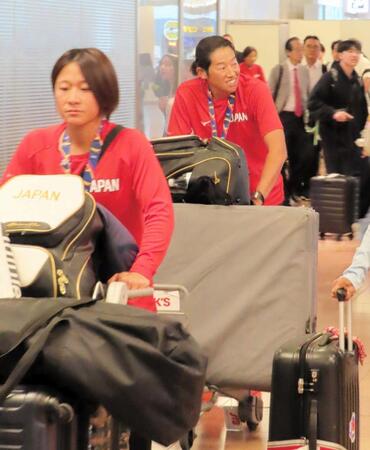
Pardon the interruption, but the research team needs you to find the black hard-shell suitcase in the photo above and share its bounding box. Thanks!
[151,135,250,205]
[310,174,359,240]
[268,290,359,450]
[0,387,121,450]
[0,386,82,450]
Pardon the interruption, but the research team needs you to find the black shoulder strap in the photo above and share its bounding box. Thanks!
[273,65,283,102]
[99,125,124,162]
[322,64,327,74]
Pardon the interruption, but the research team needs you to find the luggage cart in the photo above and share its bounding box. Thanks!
[152,284,264,434]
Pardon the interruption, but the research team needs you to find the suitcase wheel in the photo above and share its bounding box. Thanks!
[237,395,263,431]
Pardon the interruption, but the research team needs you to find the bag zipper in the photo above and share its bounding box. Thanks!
[211,137,241,158]
[62,192,96,261]
[156,151,195,158]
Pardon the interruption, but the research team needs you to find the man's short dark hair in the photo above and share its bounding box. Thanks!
[191,36,235,76]
[303,35,320,44]
[285,37,299,52]
[337,39,362,53]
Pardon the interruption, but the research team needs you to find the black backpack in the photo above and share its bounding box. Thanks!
[152,135,250,205]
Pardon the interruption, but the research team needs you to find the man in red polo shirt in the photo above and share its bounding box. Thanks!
[167,35,287,205]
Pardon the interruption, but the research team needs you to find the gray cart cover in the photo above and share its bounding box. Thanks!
[155,204,318,392]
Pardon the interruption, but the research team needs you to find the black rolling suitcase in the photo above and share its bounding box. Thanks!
[268,289,359,450]
[151,135,250,205]
[0,386,84,450]
[310,174,359,240]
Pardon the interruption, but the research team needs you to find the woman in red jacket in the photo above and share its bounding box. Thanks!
[2,46,174,450]
[2,48,174,312]
[239,46,266,82]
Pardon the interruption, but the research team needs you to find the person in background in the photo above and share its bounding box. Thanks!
[168,35,287,206]
[355,48,370,93]
[328,39,342,70]
[302,35,327,182]
[269,37,312,203]
[152,53,178,129]
[308,39,369,217]
[320,43,326,63]
[303,35,327,92]
[223,33,244,63]
[331,224,370,300]
[239,46,266,82]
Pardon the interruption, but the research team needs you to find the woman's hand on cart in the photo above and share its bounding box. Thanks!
[108,271,150,290]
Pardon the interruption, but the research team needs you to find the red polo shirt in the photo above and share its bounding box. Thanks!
[167,74,284,205]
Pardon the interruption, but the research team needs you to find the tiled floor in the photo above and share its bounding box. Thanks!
[191,238,370,450]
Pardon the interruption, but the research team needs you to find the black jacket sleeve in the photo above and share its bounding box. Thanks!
[307,72,336,123]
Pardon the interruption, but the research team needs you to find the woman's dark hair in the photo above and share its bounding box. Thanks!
[191,36,235,76]
[159,54,179,96]
[242,46,257,59]
[337,39,362,53]
[51,48,119,119]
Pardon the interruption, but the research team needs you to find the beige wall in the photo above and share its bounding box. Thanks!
[225,21,289,78]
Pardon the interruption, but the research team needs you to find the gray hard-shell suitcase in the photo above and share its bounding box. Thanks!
[310,174,359,239]
[268,290,359,450]
[151,135,250,205]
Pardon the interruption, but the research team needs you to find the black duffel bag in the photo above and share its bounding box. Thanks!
[0,297,207,445]
[152,135,250,205]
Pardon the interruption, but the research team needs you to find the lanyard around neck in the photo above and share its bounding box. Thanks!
[60,123,103,189]
[207,88,236,139]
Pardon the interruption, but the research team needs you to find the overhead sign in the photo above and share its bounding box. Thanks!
[346,0,369,13]
[163,20,178,41]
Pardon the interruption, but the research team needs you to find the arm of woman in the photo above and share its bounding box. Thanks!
[120,131,174,285]
[253,81,287,200]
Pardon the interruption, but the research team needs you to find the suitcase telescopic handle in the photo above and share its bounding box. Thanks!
[336,288,353,352]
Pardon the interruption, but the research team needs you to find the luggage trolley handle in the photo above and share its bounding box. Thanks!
[104,282,189,305]
[105,282,154,304]
[336,287,353,352]
[153,283,189,297]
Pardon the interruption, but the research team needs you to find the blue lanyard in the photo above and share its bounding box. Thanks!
[207,88,236,139]
[60,124,103,189]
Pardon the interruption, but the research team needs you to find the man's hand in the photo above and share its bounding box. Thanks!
[333,111,354,122]
[331,277,356,301]
[108,271,150,290]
